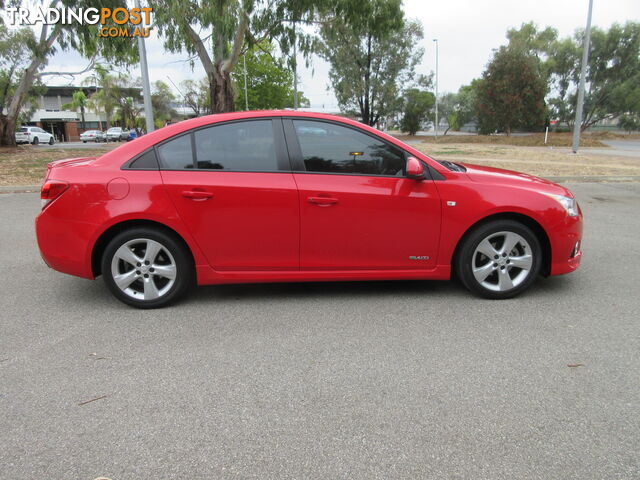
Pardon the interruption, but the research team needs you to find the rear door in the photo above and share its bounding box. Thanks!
[284,118,441,270]
[159,118,300,271]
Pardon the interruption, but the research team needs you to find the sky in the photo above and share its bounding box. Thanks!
[12,0,640,111]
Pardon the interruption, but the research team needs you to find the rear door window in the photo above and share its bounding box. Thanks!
[194,120,278,171]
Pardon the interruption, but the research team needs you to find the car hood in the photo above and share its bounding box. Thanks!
[461,162,572,196]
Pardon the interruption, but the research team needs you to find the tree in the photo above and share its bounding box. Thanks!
[151,80,177,127]
[400,76,434,135]
[507,22,640,131]
[151,0,339,114]
[0,26,43,133]
[232,42,308,110]
[85,65,121,130]
[180,79,210,117]
[62,90,88,130]
[0,0,136,146]
[319,1,423,126]
[476,47,547,135]
[438,83,478,135]
[618,114,640,134]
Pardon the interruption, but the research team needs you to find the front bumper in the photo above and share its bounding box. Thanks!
[548,212,583,276]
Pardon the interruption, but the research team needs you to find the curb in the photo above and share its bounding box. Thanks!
[545,175,640,183]
[0,185,41,193]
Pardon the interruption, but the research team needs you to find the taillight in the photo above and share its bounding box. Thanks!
[41,180,69,209]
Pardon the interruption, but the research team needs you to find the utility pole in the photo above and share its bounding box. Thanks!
[433,38,439,139]
[243,54,249,111]
[293,24,298,110]
[572,0,594,153]
[135,0,154,133]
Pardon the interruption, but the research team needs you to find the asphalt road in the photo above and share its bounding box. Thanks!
[1,183,639,480]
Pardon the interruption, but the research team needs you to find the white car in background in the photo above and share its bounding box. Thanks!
[106,127,128,142]
[80,130,106,143]
[15,126,55,145]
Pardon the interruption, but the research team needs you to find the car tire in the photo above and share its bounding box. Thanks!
[101,227,194,309]
[455,220,542,299]
[49,137,54,145]
[32,136,39,145]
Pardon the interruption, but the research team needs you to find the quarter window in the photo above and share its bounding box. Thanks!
[293,120,404,176]
[194,120,278,171]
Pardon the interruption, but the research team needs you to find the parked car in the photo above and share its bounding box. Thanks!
[16,126,54,145]
[36,111,583,308]
[106,127,125,142]
[80,130,106,143]
[127,129,139,141]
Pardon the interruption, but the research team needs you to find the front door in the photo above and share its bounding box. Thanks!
[160,119,299,271]
[285,119,441,270]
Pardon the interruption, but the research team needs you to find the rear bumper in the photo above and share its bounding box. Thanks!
[35,210,97,279]
[549,212,583,276]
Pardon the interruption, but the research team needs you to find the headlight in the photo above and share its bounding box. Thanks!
[545,193,579,217]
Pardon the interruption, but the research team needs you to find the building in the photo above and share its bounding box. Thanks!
[23,85,142,142]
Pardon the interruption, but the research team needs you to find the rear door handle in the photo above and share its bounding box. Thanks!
[181,190,213,201]
[308,196,338,206]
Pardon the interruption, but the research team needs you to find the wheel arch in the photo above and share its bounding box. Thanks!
[451,212,552,277]
[91,219,195,277]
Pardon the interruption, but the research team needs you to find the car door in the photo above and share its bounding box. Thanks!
[159,118,299,271]
[284,118,441,270]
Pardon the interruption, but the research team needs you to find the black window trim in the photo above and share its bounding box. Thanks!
[122,147,160,171]
[124,117,290,173]
[282,116,435,180]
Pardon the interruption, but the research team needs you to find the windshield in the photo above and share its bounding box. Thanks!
[435,159,467,172]
[108,128,121,133]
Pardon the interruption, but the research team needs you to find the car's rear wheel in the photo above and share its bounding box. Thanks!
[101,228,193,308]
[455,220,542,299]
[32,136,39,145]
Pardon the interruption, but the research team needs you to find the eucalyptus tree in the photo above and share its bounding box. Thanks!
[318,0,423,126]
[151,0,335,113]
[0,0,136,146]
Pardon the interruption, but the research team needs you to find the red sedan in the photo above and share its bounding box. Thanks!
[35,111,582,308]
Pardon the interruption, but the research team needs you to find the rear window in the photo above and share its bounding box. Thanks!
[19,127,28,132]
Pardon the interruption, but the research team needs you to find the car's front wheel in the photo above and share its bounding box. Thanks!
[101,228,193,308]
[455,220,542,299]
[48,137,54,145]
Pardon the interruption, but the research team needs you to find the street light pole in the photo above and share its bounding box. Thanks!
[572,0,594,153]
[293,24,298,110]
[433,38,439,139]
[135,0,154,133]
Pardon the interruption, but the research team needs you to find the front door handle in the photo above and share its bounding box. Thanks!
[181,190,213,201]
[308,196,338,206]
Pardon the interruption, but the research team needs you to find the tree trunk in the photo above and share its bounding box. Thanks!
[210,67,235,113]
[0,114,17,147]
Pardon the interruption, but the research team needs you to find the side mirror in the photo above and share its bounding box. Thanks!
[406,156,426,180]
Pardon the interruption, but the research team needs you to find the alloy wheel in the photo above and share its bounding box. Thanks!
[110,238,177,300]
[471,231,533,292]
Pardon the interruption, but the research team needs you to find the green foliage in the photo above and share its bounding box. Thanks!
[476,47,547,135]
[84,65,122,129]
[62,90,88,128]
[180,79,210,117]
[438,83,478,135]
[400,76,434,135]
[151,80,177,125]
[232,42,308,110]
[319,0,423,126]
[506,21,640,130]
[0,0,137,145]
[618,114,640,133]
[150,0,340,113]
